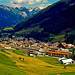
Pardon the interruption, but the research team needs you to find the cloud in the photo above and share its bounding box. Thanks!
[10,1,21,8]
[10,0,49,7]
[12,0,35,5]
[38,4,51,9]
[9,0,50,8]
[43,0,48,3]
[11,0,42,5]
[35,0,42,3]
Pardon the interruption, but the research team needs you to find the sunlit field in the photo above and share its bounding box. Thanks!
[0,50,75,75]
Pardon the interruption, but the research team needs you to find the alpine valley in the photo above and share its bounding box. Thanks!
[0,0,75,43]
[0,0,75,75]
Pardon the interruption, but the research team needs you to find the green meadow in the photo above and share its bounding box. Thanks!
[0,49,75,75]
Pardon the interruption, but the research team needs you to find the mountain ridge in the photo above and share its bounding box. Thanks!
[13,0,75,42]
[0,5,40,28]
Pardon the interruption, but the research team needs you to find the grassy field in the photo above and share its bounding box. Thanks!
[15,26,43,35]
[50,29,75,43]
[48,72,75,75]
[0,49,75,75]
[36,56,58,65]
[3,27,13,31]
[0,52,28,75]
[51,35,65,42]
[5,49,28,55]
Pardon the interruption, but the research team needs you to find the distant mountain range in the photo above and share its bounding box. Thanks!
[0,5,40,28]
[12,0,75,42]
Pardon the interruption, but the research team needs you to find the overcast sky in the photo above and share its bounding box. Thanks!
[0,0,59,9]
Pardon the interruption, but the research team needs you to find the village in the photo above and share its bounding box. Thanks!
[0,36,75,65]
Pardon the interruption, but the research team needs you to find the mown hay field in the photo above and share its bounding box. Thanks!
[0,50,75,75]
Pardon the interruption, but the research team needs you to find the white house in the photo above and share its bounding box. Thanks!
[67,44,74,47]
[5,45,11,49]
[58,57,72,65]
[60,48,69,52]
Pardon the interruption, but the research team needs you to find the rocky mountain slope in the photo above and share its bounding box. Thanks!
[0,5,40,28]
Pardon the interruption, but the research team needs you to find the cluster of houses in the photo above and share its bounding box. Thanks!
[0,37,75,65]
[0,37,75,59]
